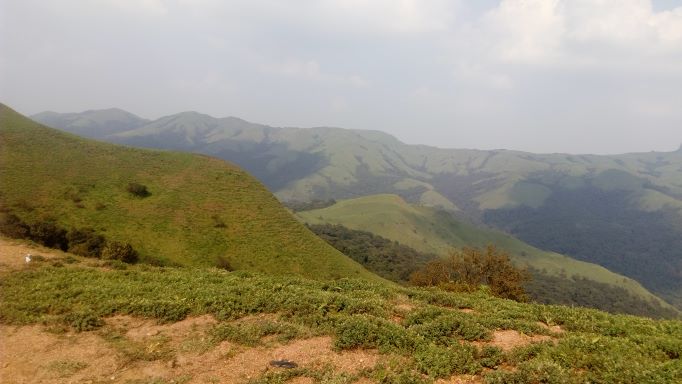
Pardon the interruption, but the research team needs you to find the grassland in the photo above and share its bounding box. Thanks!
[1,241,681,383]
[0,104,379,282]
[298,194,673,310]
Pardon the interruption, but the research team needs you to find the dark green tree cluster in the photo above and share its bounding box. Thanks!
[484,184,682,307]
[526,269,680,319]
[0,211,138,263]
[309,223,438,283]
[410,245,530,302]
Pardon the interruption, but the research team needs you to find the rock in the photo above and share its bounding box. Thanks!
[269,360,298,369]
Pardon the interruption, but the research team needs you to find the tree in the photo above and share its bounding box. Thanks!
[410,245,530,302]
[101,241,138,263]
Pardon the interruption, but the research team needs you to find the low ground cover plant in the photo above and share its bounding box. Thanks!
[1,254,681,383]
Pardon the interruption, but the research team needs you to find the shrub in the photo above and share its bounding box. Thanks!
[414,343,480,378]
[67,228,106,258]
[0,212,30,238]
[101,241,138,263]
[65,312,104,332]
[215,255,232,271]
[29,221,69,250]
[126,182,150,198]
[410,245,530,302]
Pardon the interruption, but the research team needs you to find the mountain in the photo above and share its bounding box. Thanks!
[297,194,678,317]
[1,104,380,282]
[31,109,682,308]
[31,108,149,139]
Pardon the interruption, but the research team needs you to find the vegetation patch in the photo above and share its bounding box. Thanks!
[1,257,680,383]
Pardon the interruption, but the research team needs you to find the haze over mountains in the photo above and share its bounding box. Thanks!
[33,108,682,311]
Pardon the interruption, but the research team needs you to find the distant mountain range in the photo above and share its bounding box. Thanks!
[32,108,682,309]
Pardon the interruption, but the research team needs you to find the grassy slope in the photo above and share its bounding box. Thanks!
[0,104,380,282]
[298,194,672,308]
[1,245,681,383]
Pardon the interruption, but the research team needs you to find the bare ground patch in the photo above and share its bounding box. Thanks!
[0,321,383,384]
[0,237,65,272]
[475,329,555,352]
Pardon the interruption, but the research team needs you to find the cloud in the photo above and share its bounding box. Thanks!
[476,0,682,67]
[2,0,682,153]
[260,58,368,88]
[93,0,169,16]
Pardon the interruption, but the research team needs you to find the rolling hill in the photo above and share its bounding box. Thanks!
[298,194,678,317]
[0,104,380,282]
[32,108,682,308]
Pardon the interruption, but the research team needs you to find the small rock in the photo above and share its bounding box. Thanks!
[269,360,298,369]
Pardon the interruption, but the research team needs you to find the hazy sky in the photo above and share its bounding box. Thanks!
[2,0,682,154]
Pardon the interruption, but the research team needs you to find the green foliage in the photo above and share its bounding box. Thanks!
[126,182,151,198]
[299,194,675,316]
[528,268,680,319]
[67,227,106,257]
[410,246,530,302]
[28,220,69,250]
[1,261,681,383]
[414,342,480,377]
[484,183,682,308]
[210,319,303,346]
[334,315,411,352]
[101,241,139,263]
[485,359,573,384]
[309,223,437,283]
[65,312,104,332]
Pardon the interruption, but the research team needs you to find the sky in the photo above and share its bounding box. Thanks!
[1,0,682,154]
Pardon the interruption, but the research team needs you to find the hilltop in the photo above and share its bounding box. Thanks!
[32,108,682,309]
[298,194,678,318]
[0,104,379,281]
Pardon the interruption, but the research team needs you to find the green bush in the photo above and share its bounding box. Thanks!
[414,343,480,378]
[65,312,104,332]
[126,182,150,198]
[334,315,411,352]
[101,241,138,263]
[484,359,572,384]
[29,221,68,250]
[67,228,106,257]
[0,212,30,238]
[478,345,504,368]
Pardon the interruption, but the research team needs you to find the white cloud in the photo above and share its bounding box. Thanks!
[477,0,682,67]
[316,0,458,34]
[93,0,169,16]
[260,58,368,88]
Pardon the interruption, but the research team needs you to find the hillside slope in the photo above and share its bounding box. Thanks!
[0,104,380,281]
[298,194,676,314]
[31,109,682,308]
[2,239,681,383]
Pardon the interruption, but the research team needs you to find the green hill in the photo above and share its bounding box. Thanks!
[31,109,682,308]
[0,104,380,281]
[298,194,676,315]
